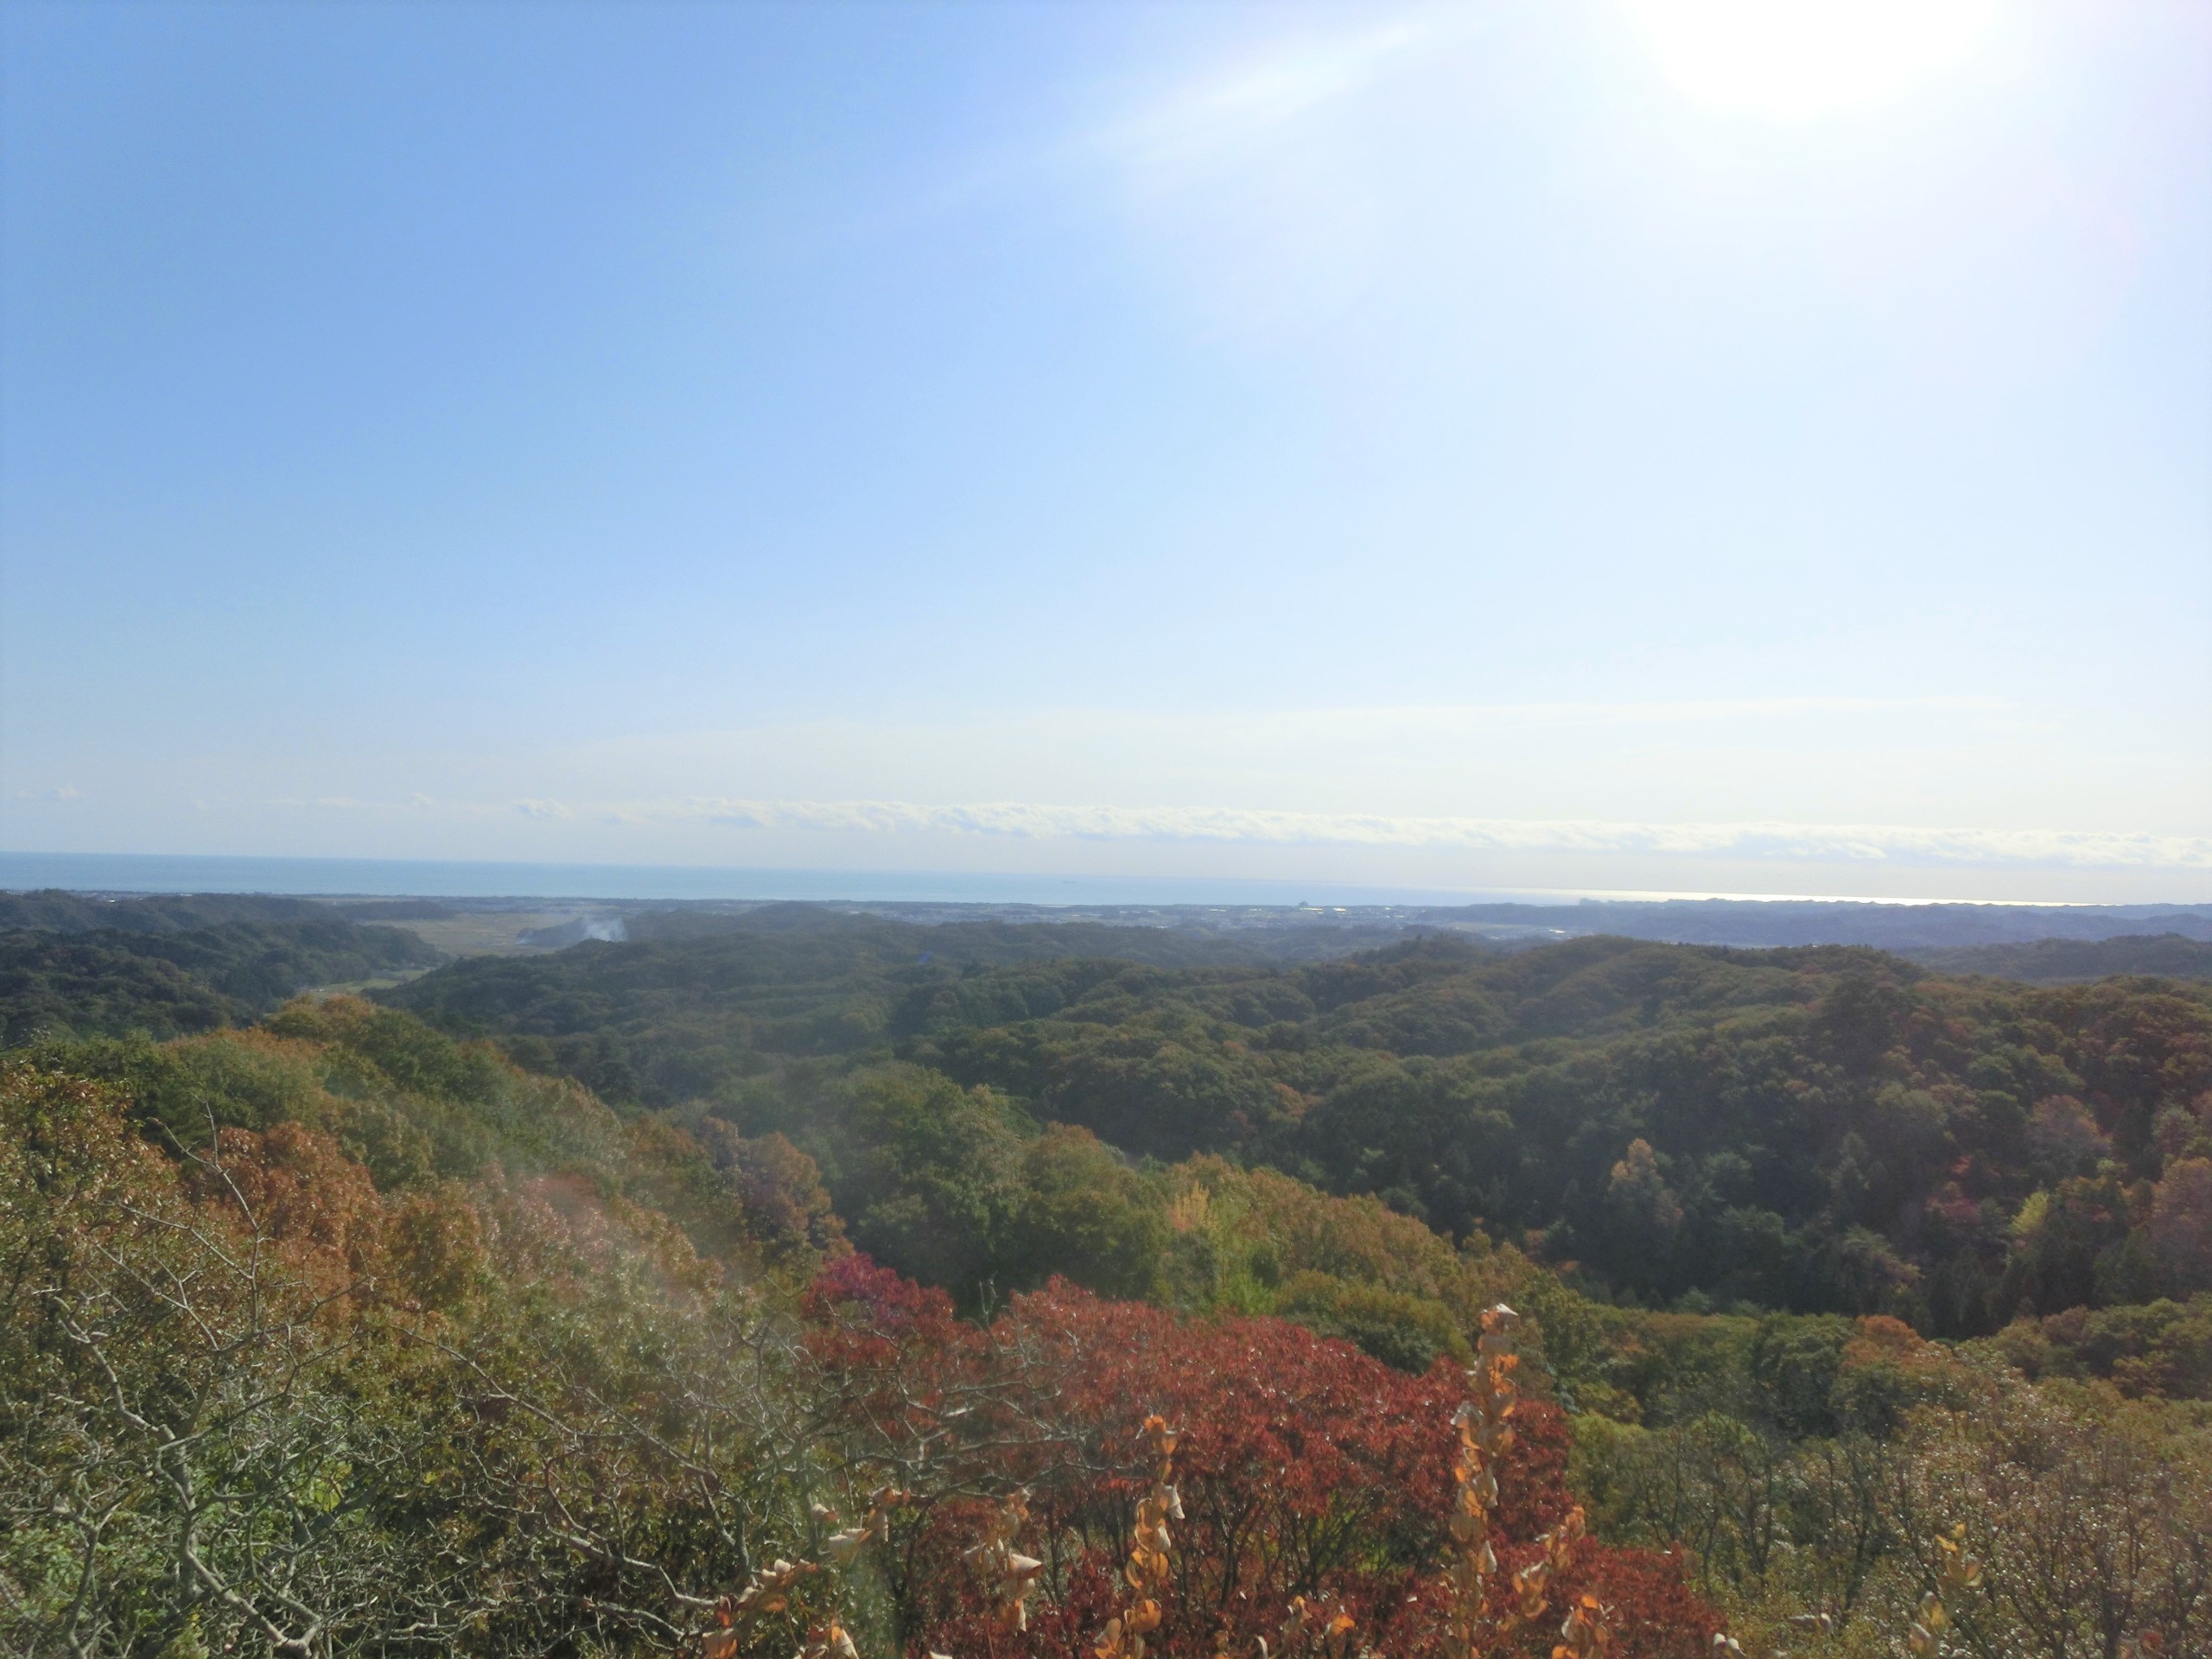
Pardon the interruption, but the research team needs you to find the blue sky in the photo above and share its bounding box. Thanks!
[3,1,2208,901]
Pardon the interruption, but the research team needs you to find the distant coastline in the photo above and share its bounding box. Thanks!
[0,849,1548,906]
[0,848,2202,913]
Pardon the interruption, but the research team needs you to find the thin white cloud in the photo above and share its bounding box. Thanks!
[1092,695,2014,733]
[1095,18,1431,176]
[1452,695,2009,724]
[251,786,2209,871]
[655,797,2212,870]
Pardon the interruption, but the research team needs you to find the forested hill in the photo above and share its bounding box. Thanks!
[0,887,338,932]
[377,916,2212,1338]
[378,902,1446,1103]
[620,899,1414,957]
[1410,896,2212,948]
[0,898,444,1042]
[897,935,2212,1328]
[1904,931,2212,983]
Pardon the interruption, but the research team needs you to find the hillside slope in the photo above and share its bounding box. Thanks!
[0,915,444,1041]
[376,917,2212,1333]
[1904,931,2212,983]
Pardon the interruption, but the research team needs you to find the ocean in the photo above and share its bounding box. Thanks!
[0,850,1533,908]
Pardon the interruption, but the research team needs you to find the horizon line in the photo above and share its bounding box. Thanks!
[3,849,2207,912]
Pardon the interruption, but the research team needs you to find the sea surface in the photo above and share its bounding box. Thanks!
[0,851,1543,907]
[0,850,2158,912]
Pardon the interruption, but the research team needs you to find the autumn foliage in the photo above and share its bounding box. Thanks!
[10,993,2206,1659]
[799,1256,1719,1659]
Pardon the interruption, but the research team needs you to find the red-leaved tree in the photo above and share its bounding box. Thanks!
[800,1260,1717,1659]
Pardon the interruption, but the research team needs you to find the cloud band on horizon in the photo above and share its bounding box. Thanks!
[405,797,2212,870]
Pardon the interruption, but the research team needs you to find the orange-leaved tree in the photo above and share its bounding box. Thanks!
[798,1259,1719,1659]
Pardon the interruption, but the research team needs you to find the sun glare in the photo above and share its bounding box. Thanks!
[1624,0,2001,119]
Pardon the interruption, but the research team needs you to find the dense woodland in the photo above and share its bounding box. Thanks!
[0,892,442,1044]
[382,914,2212,1338]
[1409,899,2212,951]
[3,899,2208,1657]
[1902,933,2212,984]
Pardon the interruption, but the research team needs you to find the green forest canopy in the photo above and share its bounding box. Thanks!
[374,917,2212,1337]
